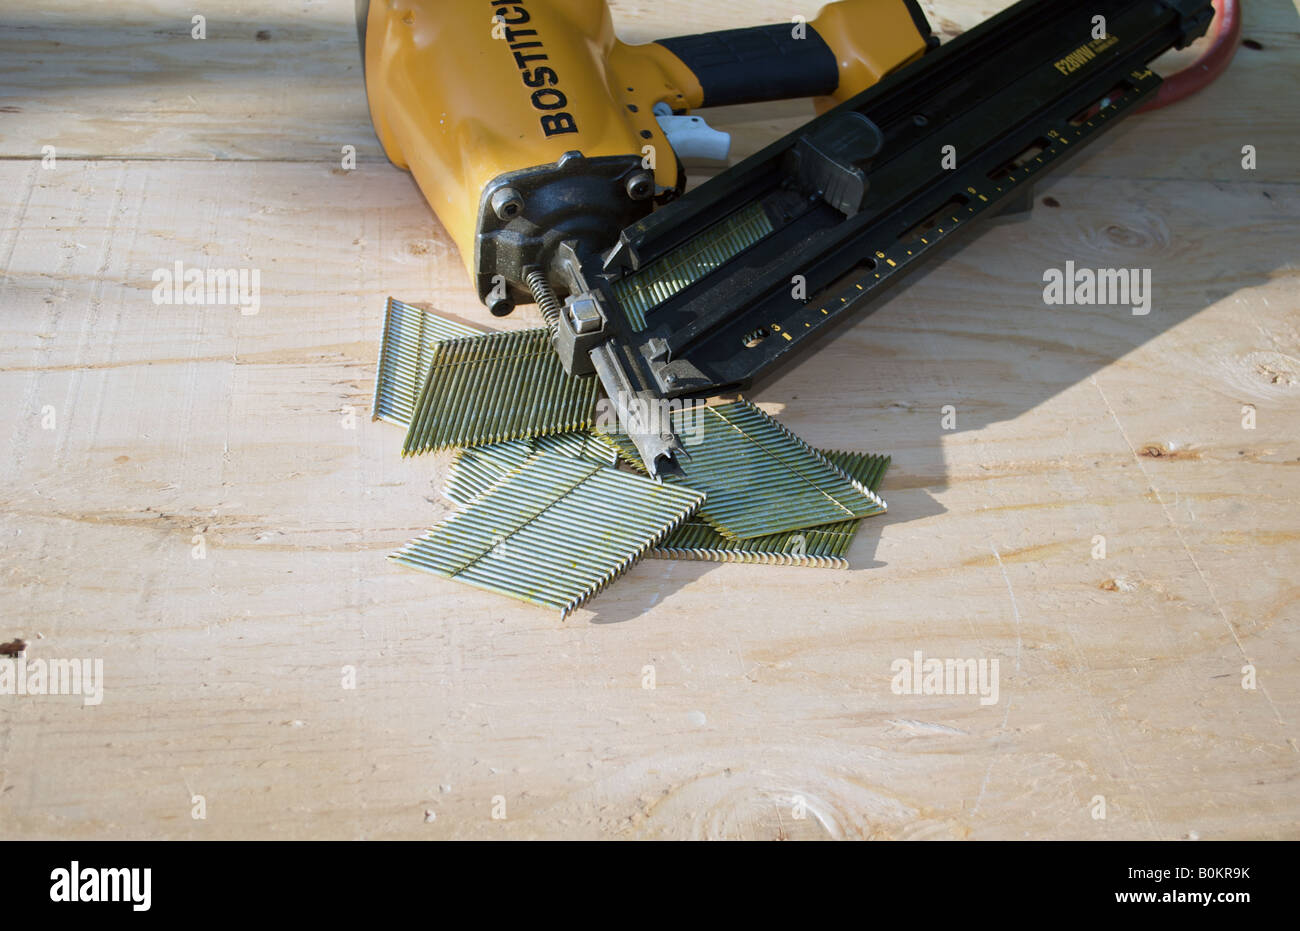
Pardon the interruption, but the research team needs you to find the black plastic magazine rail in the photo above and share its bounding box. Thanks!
[552,0,1213,473]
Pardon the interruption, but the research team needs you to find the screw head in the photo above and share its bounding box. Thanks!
[625,171,654,201]
[490,187,525,220]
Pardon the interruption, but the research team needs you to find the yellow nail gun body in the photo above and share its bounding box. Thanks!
[358,0,931,315]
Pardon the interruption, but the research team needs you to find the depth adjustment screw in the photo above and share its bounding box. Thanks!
[491,187,525,220]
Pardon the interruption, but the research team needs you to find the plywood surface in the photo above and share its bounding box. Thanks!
[0,0,1296,839]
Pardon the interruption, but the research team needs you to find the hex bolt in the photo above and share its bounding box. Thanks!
[565,296,603,335]
[491,187,525,220]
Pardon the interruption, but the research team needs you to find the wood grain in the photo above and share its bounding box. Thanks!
[0,0,1296,840]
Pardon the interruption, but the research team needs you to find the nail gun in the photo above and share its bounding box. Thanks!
[358,0,1214,474]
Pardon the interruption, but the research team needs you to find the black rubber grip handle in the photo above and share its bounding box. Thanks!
[656,23,840,108]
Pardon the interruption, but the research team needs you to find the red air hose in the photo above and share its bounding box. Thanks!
[1139,0,1243,112]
